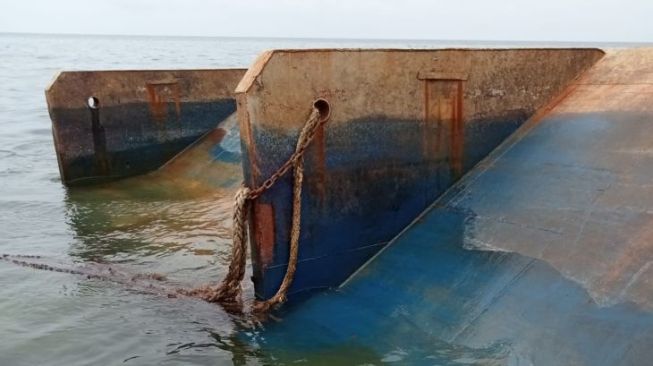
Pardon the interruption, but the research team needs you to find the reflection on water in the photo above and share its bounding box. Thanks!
[65,181,234,263]
[63,111,245,287]
[2,151,267,364]
[249,334,512,365]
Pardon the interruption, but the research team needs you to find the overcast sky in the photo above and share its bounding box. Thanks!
[1,0,652,42]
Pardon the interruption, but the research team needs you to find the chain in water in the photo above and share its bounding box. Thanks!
[0,254,256,317]
[1,254,178,297]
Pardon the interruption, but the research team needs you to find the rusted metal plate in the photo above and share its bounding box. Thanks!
[46,69,246,185]
[417,70,468,80]
[251,202,276,282]
[248,48,653,365]
[236,48,605,299]
[423,79,464,179]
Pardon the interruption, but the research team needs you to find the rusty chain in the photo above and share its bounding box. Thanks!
[247,107,324,200]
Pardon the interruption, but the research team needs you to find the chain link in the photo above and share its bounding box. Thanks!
[247,107,324,200]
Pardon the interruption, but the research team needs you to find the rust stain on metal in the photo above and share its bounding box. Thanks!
[145,83,165,121]
[145,80,180,122]
[422,80,443,158]
[173,83,181,118]
[253,202,275,268]
[234,51,274,94]
[422,80,430,158]
[417,70,468,81]
[450,80,464,179]
[597,218,653,297]
[423,78,464,176]
[50,126,67,181]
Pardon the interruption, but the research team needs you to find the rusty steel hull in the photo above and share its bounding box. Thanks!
[46,69,246,185]
[242,48,653,365]
[235,48,604,299]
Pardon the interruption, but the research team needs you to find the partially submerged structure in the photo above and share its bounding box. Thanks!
[46,47,653,363]
[46,69,245,185]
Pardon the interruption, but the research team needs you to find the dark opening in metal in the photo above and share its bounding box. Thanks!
[313,98,331,122]
[87,96,100,109]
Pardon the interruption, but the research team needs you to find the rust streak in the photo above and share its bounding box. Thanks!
[437,89,443,157]
[253,202,275,268]
[422,80,429,158]
[173,83,181,119]
[450,80,464,179]
[146,83,167,122]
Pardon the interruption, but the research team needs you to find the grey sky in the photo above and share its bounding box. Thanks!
[1,0,652,42]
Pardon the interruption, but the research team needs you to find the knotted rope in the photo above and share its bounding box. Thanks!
[189,105,327,314]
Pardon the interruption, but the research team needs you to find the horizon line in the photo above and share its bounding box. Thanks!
[2,31,652,45]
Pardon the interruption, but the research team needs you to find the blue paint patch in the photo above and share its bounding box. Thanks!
[245,111,531,299]
[52,99,236,185]
[245,207,653,365]
[209,145,241,164]
[242,110,653,365]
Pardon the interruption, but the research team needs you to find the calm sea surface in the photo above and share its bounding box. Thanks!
[0,33,643,365]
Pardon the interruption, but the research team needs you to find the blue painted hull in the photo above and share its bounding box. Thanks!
[242,107,653,365]
[51,100,236,185]
[236,49,604,301]
[248,113,531,299]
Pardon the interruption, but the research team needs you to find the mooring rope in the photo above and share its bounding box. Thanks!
[187,105,326,314]
[0,104,327,317]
